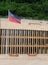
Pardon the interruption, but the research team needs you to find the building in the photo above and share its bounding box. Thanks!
[0,18,48,56]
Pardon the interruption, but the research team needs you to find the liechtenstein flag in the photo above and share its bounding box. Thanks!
[8,11,21,23]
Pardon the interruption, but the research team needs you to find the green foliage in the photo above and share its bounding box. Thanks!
[0,0,48,20]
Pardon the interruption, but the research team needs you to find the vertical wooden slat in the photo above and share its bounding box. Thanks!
[10,38,11,54]
[28,35,29,54]
[36,30,37,54]
[32,31,33,54]
[17,38,18,52]
[1,38,2,54]
[40,31,41,54]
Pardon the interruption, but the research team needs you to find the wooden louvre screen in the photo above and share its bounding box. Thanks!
[0,29,48,56]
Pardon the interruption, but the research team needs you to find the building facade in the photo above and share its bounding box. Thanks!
[0,18,48,56]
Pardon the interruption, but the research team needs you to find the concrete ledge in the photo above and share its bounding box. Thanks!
[0,54,48,60]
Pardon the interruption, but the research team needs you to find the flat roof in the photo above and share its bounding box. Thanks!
[0,18,48,31]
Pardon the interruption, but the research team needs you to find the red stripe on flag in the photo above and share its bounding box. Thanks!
[8,16,21,23]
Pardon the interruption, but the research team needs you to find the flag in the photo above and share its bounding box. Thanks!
[8,11,21,23]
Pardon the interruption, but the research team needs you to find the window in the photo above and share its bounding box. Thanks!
[18,30,22,36]
[36,30,40,37]
[33,39,36,45]
[45,31,48,37]
[2,29,6,36]
[0,38,1,54]
[41,39,44,45]
[29,30,32,36]
[1,38,6,45]
[33,30,36,36]
[25,38,28,45]
[40,31,45,37]
[37,39,40,45]
[15,30,18,36]
[45,39,48,44]
[0,29,2,36]
[29,38,32,45]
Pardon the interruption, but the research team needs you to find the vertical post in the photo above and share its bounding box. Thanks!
[15,30,16,54]
[36,30,37,54]
[6,30,9,54]
[32,31,33,54]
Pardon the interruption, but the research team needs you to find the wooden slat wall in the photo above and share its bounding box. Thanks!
[0,29,48,55]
